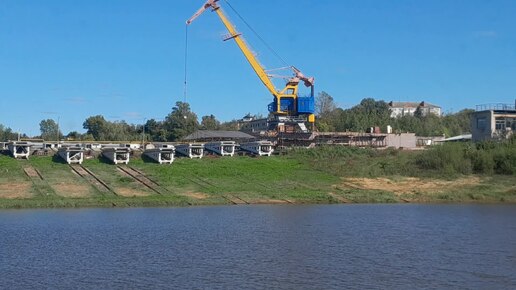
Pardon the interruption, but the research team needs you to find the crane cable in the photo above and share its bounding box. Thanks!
[183,25,189,103]
[223,0,289,67]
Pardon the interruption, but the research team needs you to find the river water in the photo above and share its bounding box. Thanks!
[0,204,515,289]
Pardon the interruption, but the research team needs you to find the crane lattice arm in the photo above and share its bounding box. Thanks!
[187,0,315,123]
[187,0,278,97]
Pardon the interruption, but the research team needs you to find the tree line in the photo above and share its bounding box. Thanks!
[315,92,473,137]
[0,101,239,142]
[0,124,23,142]
[70,102,241,142]
[1,94,475,142]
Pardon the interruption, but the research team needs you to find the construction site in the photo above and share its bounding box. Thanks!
[183,1,420,149]
[0,0,425,164]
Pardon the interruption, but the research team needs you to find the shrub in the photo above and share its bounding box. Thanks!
[416,140,515,175]
[470,150,495,174]
[415,143,471,175]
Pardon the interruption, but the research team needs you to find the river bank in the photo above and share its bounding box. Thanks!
[0,145,514,209]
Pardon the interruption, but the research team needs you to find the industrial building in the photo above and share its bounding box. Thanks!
[471,103,516,141]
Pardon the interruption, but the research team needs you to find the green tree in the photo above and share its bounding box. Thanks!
[66,131,82,141]
[144,119,168,142]
[442,109,474,136]
[39,119,62,141]
[164,101,199,141]
[334,98,391,132]
[101,121,137,141]
[414,105,424,119]
[83,115,140,141]
[315,91,336,118]
[83,115,108,140]
[0,124,19,141]
[200,114,221,130]
[220,119,239,130]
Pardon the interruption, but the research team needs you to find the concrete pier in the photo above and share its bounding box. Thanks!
[84,143,102,152]
[144,146,175,164]
[57,147,84,164]
[175,143,204,159]
[240,141,274,156]
[102,147,130,164]
[7,142,31,159]
[204,141,236,156]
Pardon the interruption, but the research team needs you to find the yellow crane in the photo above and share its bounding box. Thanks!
[186,0,316,131]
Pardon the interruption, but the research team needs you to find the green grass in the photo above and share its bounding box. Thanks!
[0,153,29,181]
[130,156,337,204]
[0,144,515,209]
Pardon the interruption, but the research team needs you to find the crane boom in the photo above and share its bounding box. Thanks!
[186,0,278,97]
[213,7,280,98]
[186,0,316,126]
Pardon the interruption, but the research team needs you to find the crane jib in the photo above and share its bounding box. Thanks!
[186,0,316,126]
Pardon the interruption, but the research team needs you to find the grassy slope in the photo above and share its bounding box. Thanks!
[131,156,337,204]
[0,145,514,208]
[0,153,339,208]
[287,146,516,203]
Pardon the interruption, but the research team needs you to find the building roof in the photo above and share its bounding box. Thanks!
[183,130,256,141]
[440,134,472,142]
[389,101,441,109]
[476,103,516,111]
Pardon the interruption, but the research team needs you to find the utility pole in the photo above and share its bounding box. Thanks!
[142,118,147,149]
[56,116,60,142]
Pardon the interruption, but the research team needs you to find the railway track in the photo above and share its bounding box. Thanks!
[116,166,168,196]
[187,176,249,205]
[18,162,54,196]
[23,166,43,180]
[70,164,115,195]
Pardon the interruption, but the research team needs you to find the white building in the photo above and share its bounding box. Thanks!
[389,101,442,118]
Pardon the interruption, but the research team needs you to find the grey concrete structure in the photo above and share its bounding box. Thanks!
[240,141,274,156]
[7,142,31,159]
[205,141,236,156]
[385,133,417,149]
[102,147,130,164]
[84,143,102,151]
[43,142,61,150]
[144,146,175,164]
[471,105,516,141]
[120,143,142,150]
[416,136,446,146]
[175,143,204,159]
[57,147,84,164]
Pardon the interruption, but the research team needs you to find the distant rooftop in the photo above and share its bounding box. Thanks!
[389,101,440,108]
[441,134,472,142]
[475,103,516,111]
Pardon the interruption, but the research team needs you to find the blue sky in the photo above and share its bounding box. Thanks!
[1,0,515,136]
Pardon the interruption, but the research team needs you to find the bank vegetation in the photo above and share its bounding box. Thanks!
[0,138,514,209]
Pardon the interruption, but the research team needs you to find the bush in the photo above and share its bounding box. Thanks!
[493,147,516,175]
[470,150,495,174]
[416,140,515,175]
[415,143,472,175]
